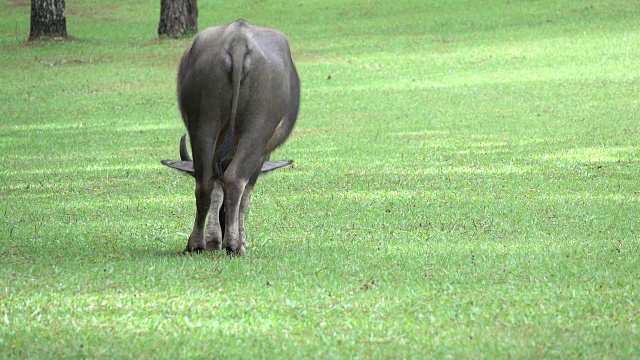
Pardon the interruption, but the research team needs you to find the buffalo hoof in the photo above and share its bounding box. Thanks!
[183,246,205,254]
[183,236,206,254]
[206,241,222,252]
[225,245,247,256]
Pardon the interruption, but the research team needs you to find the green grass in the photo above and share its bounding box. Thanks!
[1,0,639,358]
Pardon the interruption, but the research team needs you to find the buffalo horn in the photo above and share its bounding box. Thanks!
[179,133,192,161]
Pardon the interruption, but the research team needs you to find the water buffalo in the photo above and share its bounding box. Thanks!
[161,20,300,255]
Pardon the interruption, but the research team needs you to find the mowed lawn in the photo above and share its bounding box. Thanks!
[1,0,639,358]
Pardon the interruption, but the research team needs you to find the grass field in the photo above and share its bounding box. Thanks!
[1,0,639,358]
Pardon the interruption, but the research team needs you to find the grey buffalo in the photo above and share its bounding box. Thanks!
[161,20,300,255]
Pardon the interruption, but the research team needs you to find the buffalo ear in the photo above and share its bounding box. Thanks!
[261,160,293,172]
[161,159,195,177]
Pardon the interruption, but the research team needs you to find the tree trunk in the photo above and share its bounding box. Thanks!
[29,0,67,41]
[158,0,198,38]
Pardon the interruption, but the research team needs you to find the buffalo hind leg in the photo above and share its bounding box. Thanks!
[220,173,247,255]
[185,135,216,253]
[221,154,264,255]
[238,169,260,250]
[204,180,224,251]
